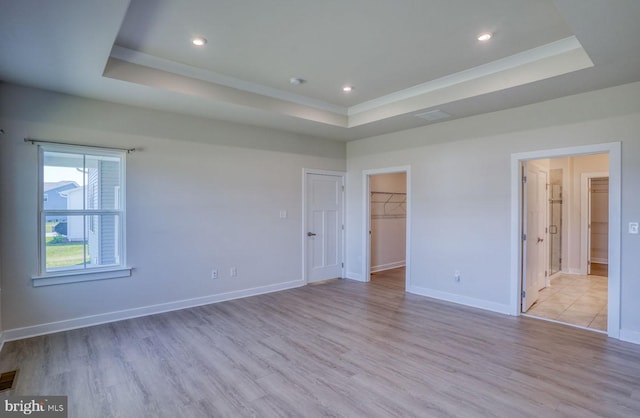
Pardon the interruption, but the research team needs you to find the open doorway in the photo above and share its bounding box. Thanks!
[520,153,610,332]
[584,175,609,276]
[363,167,410,290]
[369,172,407,288]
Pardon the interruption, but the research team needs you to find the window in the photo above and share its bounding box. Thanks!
[35,144,129,286]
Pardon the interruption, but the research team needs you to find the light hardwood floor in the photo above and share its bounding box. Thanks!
[2,268,640,417]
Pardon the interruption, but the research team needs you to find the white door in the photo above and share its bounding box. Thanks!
[306,173,344,283]
[523,165,547,311]
[535,170,548,290]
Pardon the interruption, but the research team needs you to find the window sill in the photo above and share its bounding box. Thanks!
[32,267,132,287]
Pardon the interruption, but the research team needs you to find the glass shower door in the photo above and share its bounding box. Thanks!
[548,183,562,275]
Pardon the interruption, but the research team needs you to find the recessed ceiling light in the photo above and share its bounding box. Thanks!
[289,77,306,85]
[191,36,207,46]
[342,85,354,93]
[477,32,492,42]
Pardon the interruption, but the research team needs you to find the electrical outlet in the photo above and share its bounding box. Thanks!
[454,271,461,282]
[211,269,218,279]
[230,267,237,277]
[629,222,639,234]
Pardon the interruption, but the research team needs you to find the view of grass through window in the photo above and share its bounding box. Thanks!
[45,221,89,269]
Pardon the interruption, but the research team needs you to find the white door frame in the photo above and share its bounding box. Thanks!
[510,142,621,339]
[581,172,609,275]
[522,161,549,312]
[302,169,346,284]
[362,166,411,289]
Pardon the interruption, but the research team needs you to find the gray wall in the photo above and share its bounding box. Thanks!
[2,80,640,345]
[0,83,346,333]
[346,81,640,342]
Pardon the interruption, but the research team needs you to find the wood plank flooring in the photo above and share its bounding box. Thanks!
[2,268,640,417]
[590,263,608,277]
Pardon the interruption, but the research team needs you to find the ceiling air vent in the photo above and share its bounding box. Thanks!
[414,109,451,122]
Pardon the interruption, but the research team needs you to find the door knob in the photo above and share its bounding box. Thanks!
[307,232,317,236]
[537,237,544,243]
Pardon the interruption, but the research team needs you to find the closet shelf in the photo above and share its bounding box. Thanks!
[371,191,406,219]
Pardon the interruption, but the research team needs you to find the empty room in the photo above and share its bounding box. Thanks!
[1,1,640,417]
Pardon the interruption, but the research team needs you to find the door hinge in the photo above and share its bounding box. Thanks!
[342,224,344,230]
[341,262,344,268]
[522,175,527,184]
[522,233,527,241]
[545,270,548,277]
[341,185,345,192]
[521,290,526,299]
[545,227,548,233]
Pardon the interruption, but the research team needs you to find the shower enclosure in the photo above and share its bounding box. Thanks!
[548,169,563,276]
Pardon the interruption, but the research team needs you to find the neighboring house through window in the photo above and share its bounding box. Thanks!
[35,144,130,286]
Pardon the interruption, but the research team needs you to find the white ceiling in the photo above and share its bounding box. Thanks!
[1,0,639,141]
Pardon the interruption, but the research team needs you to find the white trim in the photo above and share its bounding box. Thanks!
[509,158,522,315]
[510,142,621,339]
[347,37,592,127]
[349,36,588,116]
[580,172,609,275]
[0,332,4,354]
[2,279,304,343]
[370,261,406,273]
[111,45,348,116]
[591,258,608,265]
[362,166,411,289]
[345,272,364,282]
[32,267,132,287]
[407,285,512,315]
[302,169,346,284]
[111,36,590,128]
[620,329,640,345]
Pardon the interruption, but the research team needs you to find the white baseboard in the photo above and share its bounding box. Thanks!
[567,268,583,275]
[407,285,512,316]
[370,261,405,273]
[345,272,365,282]
[591,258,608,264]
[620,329,640,345]
[2,279,305,343]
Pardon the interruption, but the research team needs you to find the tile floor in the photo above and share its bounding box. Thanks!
[525,273,608,332]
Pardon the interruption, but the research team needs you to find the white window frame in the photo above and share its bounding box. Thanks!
[33,143,131,287]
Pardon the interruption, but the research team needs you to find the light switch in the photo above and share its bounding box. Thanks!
[279,210,287,219]
[630,222,639,234]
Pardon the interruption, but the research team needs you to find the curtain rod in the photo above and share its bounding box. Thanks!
[24,138,137,153]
